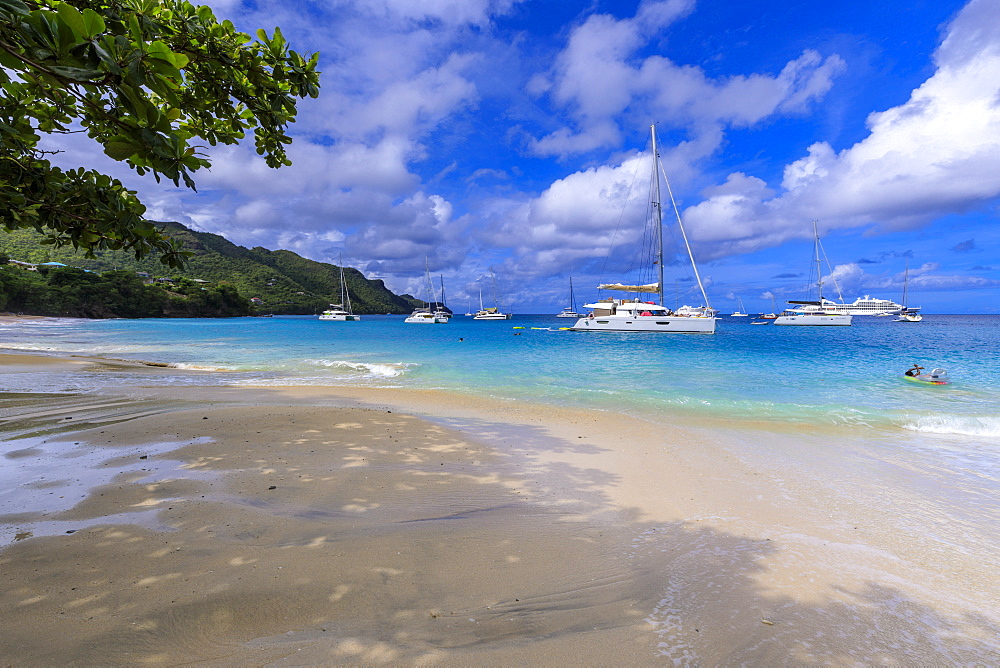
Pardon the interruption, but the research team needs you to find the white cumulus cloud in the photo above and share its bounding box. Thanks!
[683,0,1000,255]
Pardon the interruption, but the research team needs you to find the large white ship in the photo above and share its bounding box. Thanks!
[788,295,904,316]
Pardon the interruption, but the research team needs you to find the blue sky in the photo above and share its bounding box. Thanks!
[47,0,1000,313]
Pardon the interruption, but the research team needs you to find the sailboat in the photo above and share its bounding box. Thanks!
[405,259,449,324]
[730,297,749,317]
[758,294,779,320]
[774,222,852,326]
[556,277,583,318]
[894,261,923,322]
[436,275,453,319]
[473,268,512,319]
[319,255,360,321]
[570,125,716,334]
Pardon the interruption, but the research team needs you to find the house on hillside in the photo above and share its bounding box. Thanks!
[8,260,38,271]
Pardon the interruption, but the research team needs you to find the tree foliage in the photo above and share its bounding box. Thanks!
[0,263,250,316]
[0,0,319,267]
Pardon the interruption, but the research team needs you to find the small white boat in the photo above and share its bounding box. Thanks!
[894,261,923,322]
[406,258,449,324]
[319,257,360,321]
[319,305,359,321]
[730,297,749,317]
[404,309,449,324]
[775,222,852,326]
[556,277,583,318]
[473,269,512,319]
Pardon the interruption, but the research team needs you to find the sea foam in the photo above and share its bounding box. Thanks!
[311,359,415,378]
[901,414,1000,438]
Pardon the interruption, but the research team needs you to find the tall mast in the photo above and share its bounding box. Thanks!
[425,257,437,308]
[901,259,909,307]
[339,254,351,314]
[813,220,823,302]
[651,125,665,306]
[660,129,712,311]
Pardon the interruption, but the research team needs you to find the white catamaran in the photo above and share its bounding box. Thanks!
[405,259,449,324]
[319,255,360,321]
[775,222,852,326]
[473,268,512,319]
[570,125,716,334]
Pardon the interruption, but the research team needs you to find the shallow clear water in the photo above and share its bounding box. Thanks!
[4,314,998,437]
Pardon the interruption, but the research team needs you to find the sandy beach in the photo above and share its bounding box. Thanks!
[2,349,998,665]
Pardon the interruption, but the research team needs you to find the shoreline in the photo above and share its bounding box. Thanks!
[2,352,998,663]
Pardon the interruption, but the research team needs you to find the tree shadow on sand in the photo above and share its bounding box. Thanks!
[1,402,997,665]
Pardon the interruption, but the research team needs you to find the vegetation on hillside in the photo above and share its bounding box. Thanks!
[0,263,249,317]
[0,222,421,316]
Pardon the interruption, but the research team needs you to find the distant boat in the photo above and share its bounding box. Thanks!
[406,259,449,324]
[473,268,512,319]
[894,261,923,322]
[319,256,360,321]
[556,277,583,318]
[758,294,779,319]
[730,297,749,317]
[806,295,904,316]
[570,125,716,334]
[775,222,852,326]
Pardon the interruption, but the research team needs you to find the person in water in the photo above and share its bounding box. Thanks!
[905,364,925,377]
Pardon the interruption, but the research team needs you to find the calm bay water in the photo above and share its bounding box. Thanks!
[3,313,998,438]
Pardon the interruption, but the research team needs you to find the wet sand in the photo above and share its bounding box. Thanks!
[2,352,998,664]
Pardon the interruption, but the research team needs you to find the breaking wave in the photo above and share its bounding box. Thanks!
[309,359,415,378]
[901,414,1000,439]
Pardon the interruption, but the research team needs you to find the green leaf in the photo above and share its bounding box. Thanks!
[104,141,141,160]
[0,0,29,18]
[55,3,86,38]
[48,65,103,82]
[81,8,106,39]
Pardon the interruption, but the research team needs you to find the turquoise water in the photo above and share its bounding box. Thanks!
[4,313,999,600]
[3,314,998,440]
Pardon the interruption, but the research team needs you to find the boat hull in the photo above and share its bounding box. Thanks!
[774,314,852,326]
[570,315,716,334]
[405,317,448,323]
[473,313,511,320]
[319,313,360,321]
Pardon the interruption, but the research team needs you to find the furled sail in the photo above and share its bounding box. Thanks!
[598,282,660,293]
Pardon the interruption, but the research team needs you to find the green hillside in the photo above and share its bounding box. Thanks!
[0,222,420,315]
